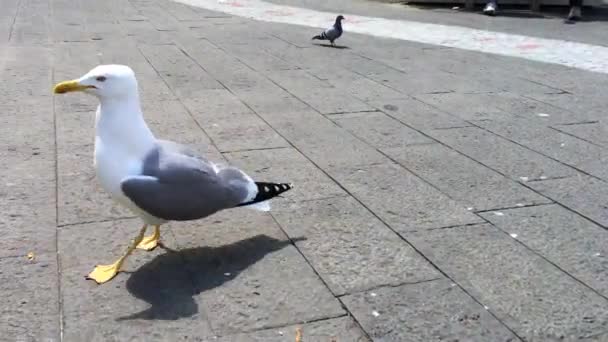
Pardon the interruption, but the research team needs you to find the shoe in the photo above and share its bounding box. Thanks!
[483,2,497,16]
[567,6,582,21]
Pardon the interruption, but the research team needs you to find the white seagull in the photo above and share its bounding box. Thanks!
[53,65,292,284]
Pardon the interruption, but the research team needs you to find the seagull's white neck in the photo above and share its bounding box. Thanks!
[95,94,155,158]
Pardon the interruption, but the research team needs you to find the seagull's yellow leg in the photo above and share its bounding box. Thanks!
[136,225,161,251]
[86,224,147,284]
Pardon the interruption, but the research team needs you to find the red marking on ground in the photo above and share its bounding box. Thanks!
[517,43,542,50]
[226,1,244,7]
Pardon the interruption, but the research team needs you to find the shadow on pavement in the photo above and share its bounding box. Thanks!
[315,43,351,49]
[116,234,305,321]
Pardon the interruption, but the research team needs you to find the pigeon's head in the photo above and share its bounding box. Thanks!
[336,15,345,22]
[53,64,138,100]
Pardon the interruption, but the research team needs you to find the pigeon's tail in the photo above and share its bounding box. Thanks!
[312,32,326,40]
[238,182,293,210]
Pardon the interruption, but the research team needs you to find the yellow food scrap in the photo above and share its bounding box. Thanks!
[27,252,35,261]
[295,326,302,342]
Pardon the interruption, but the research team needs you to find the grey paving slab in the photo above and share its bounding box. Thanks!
[179,88,253,119]
[272,196,440,296]
[265,69,375,114]
[0,47,57,257]
[117,13,174,45]
[307,65,404,102]
[475,118,608,181]
[489,92,582,126]
[157,0,209,21]
[384,143,550,211]
[554,122,608,148]
[0,253,60,342]
[342,279,519,342]
[370,96,471,130]
[1,200,56,259]
[213,316,370,342]
[215,42,299,72]
[169,210,345,335]
[236,90,312,115]
[427,126,576,181]
[80,0,125,41]
[385,50,564,96]
[58,219,215,342]
[481,204,608,299]
[415,92,514,121]
[224,147,346,202]
[131,0,182,32]
[408,224,608,341]
[0,0,20,43]
[249,108,388,170]
[527,175,608,228]
[137,43,224,97]
[9,0,51,46]
[524,92,605,124]
[49,0,89,43]
[330,111,433,148]
[202,111,289,152]
[330,163,483,233]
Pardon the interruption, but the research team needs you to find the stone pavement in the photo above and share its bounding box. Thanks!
[2,0,608,341]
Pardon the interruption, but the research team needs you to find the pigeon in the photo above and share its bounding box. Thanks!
[312,15,345,46]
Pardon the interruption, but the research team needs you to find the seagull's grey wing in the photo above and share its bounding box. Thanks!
[121,145,251,221]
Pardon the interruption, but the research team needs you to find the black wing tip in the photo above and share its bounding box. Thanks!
[237,182,293,207]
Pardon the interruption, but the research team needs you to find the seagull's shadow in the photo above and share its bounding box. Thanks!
[116,234,305,321]
[315,43,350,49]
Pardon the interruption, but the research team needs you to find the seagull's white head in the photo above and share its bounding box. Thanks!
[53,64,138,100]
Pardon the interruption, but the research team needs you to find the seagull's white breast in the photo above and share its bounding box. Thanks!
[94,136,142,201]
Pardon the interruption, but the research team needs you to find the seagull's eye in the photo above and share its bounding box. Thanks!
[96,76,107,82]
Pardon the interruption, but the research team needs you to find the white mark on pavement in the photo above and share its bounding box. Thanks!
[537,113,550,117]
[176,0,608,74]
[372,310,380,317]
[519,176,529,182]
[510,233,518,238]
[494,212,505,216]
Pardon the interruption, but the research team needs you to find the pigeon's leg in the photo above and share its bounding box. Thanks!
[136,224,161,251]
[331,40,335,46]
[86,224,147,284]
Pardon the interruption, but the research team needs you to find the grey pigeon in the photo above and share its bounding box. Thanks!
[312,15,345,46]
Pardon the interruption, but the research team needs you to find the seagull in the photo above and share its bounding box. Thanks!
[312,15,345,46]
[53,65,293,284]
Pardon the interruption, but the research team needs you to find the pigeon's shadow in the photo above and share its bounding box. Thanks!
[116,234,305,321]
[315,43,350,49]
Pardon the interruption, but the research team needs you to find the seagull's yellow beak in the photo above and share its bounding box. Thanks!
[53,80,94,94]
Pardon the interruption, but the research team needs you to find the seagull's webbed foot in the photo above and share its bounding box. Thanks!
[86,224,147,284]
[86,261,123,284]
[136,225,161,251]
